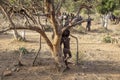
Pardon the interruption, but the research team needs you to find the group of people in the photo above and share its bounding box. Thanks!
[109,13,120,24]
[58,12,83,27]
[58,12,93,31]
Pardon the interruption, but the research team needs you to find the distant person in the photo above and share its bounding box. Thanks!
[104,14,109,29]
[86,16,92,31]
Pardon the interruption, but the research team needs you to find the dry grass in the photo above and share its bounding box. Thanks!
[0,23,120,80]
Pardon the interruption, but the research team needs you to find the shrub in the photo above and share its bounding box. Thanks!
[19,47,29,54]
[103,35,112,43]
[72,51,86,64]
[113,10,120,16]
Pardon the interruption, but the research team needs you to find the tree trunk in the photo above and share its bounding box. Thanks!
[101,15,105,27]
[12,30,21,40]
[20,30,26,40]
[52,35,66,72]
[43,0,66,71]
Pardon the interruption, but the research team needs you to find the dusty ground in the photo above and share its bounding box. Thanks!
[0,23,120,80]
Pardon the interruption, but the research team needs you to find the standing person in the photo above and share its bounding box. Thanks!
[86,16,92,31]
[104,14,109,29]
[61,29,72,69]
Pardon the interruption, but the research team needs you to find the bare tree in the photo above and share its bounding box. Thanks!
[0,0,91,71]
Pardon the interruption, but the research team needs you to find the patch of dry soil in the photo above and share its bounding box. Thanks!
[0,24,120,80]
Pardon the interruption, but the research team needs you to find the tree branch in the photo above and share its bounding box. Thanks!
[44,0,59,35]
[55,0,64,15]
[0,25,53,51]
[76,4,92,16]
[21,7,37,24]
[62,19,87,32]
[0,5,16,29]
[0,27,11,33]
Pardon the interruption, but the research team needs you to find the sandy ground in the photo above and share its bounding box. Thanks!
[0,23,120,80]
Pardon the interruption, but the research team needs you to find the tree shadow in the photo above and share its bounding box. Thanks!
[91,28,113,33]
[71,27,88,34]
[25,40,39,43]
[33,57,120,74]
[0,33,13,39]
[0,50,120,75]
[73,60,120,74]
